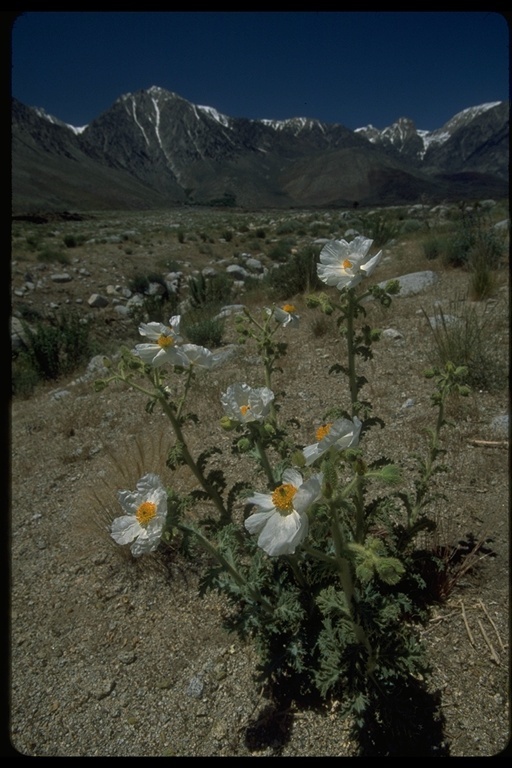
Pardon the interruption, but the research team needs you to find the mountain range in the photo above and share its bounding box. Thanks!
[11,86,509,212]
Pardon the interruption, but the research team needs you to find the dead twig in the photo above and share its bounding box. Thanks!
[468,439,508,448]
[477,618,501,665]
[460,600,475,647]
[478,600,506,652]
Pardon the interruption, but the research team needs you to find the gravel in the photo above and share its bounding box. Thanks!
[10,246,509,757]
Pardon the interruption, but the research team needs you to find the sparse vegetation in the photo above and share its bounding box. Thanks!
[13,309,92,396]
[423,296,507,391]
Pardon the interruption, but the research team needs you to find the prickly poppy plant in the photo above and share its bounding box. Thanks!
[96,235,469,745]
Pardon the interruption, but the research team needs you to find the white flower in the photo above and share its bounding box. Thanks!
[179,343,217,370]
[317,236,382,291]
[267,303,300,327]
[245,468,323,556]
[303,416,362,465]
[111,473,168,557]
[134,315,188,367]
[221,382,274,424]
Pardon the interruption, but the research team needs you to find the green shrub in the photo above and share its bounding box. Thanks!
[37,248,70,265]
[128,272,169,298]
[18,309,92,386]
[442,206,505,269]
[358,213,400,247]
[275,220,299,235]
[400,219,423,234]
[267,238,296,263]
[266,245,322,299]
[11,351,41,398]
[63,234,78,248]
[423,297,506,391]
[422,236,444,261]
[467,248,497,301]
[182,310,224,348]
[187,272,232,310]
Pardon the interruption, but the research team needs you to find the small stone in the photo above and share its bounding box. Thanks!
[118,651,136,665]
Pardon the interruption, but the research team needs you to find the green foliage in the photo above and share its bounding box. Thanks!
[468,247,496,301]
[356,213,400,247]
[267,238,295,263]
[423,298,507,391]
[422,235,445,261]
[37,247,70,265]
[13,309,92,393]
[182,310,225,348]
[11,351,41,398]
[442,204,505,269]
[187,272,232,310]
[63,234,83,248]
[266,245,323,299]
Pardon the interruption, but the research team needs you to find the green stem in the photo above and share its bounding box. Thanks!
[330,501,374,664]
[159,396,230,523]
[175,366,195,422]
[180,523,274,614]
[284,553,308,589]
[346,291,359,418]
[252,432,277,488]
[354,474,365,544]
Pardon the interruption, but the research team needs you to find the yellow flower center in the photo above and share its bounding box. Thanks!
[316,423,333,442]
[136,500,157,526]
[240,404,251,416]
[282,304,296,313]
[157,334,174,349]
[342,259,353,269]
[271,483,297,514]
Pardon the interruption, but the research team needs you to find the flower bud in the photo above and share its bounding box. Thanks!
[237,438,252,453]
[291,449,306,468]
[220,416,237,431]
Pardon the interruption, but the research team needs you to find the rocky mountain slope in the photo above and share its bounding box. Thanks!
[11,88,509,212]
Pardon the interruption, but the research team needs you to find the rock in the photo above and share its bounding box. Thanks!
[380,270,439,297]
[382,328,404,340]
[245,258,264,273]
[215,304,246,319]
[87,294,109,308]
[51,273,73,283]
[225,264,250,280]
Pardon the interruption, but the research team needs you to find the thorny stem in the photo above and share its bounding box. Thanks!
[329,500,374,666]
[180,523,274,614]
[346,290,359,418]
[251,431,277,488]
[158,395,230,523]
[112,369,230,523]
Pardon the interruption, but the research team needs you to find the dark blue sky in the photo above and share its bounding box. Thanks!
[10,11,510,132]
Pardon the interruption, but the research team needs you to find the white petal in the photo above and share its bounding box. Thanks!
[349,236,373,257]
[257,510,307,556]
[282,467,303,489]
[247,492,275,512]
[303,443,323,466]
[319,239,350,265]
[138,322,165,340]
[111,516,141,545]
[293,474,323,513]
[244,509,274,535]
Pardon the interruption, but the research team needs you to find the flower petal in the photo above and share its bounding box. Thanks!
[282,467,303,489]
[256,510,307,556]
[111,515,141,545]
